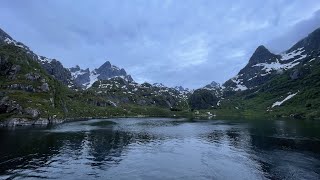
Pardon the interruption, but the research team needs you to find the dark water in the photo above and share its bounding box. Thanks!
[1,118,320,180]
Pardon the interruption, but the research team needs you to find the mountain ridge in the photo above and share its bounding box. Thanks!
[1,25,320,125]
[223,27,320,91]
[69,61,134,89]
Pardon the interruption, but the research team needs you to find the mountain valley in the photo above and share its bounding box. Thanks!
[1,26,320,126]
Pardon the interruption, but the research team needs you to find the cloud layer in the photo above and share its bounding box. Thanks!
[1,0,320,88]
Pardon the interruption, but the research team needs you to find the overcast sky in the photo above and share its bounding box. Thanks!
[1,0,320,88]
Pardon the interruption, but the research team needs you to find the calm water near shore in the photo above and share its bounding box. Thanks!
[0,118,320,180]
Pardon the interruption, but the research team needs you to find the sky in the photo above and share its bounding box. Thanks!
[1,0,320,88]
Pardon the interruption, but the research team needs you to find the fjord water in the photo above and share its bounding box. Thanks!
[0,118,320,180]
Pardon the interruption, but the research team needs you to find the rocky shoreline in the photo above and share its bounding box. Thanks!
[0,114,188,127]
[0,117,65,127]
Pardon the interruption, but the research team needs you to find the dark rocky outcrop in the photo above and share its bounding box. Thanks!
[0,55,21,80]
[189,89,219,110]
[41,59,73,86]
[0,95,23,115]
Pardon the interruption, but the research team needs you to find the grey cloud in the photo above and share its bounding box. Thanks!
[0,0,319,88]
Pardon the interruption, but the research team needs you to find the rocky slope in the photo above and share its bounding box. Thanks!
[191,27,320,118]
[0,28,74,87]
[0,44,70,125]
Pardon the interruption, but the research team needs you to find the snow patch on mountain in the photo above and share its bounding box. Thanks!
[4,37,55,65]
[86,71,100,89]
[272,92,298,108]
[71,70,86,79]
[4,38,29,51]
[253,59,301,72]
[37,55,52,63]
[153,83,166,88]
[280,47,305,61]
[309,58,316,62]
[231,75,248,91]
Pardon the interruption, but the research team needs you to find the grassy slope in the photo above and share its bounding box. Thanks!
[0,45,192,121]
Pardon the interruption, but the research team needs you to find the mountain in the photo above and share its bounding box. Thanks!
[0,27,192,125]
[70,61,133,89]
[1,25,320,125]
[0,27,134,90]
[223,28,320,91]
[0,28,74,87]
[194,27,320,118]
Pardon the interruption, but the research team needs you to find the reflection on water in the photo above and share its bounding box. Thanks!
[0,118,320,179]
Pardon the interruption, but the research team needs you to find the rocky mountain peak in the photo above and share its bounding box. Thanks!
[223,27,320,92]
[202,81,221,90]
[95,61,129,80]
[248,45,277,66]
[208,81,220,88]
[98,61,112,71]
[69,61,134,89]
[69,65,81,72]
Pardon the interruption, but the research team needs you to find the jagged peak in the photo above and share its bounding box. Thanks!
[247,45,277,65]
[202,81,221,91]
[99,61,112,69]
[253,45,272,57]
[208,81,220,88]
[153,83,166,88]
[69,65,81,71]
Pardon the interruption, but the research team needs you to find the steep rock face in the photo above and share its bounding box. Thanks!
[41,59,73,86]
[95,61,133,82]
[69,65,90,88]
[223,27,320,91]
[70,61,134,89]
[0,44,69,121]
[0,28,74,87]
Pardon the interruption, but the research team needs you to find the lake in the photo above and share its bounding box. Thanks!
[0,118,320,180]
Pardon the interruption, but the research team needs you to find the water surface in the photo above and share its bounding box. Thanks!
[0,118,320,180]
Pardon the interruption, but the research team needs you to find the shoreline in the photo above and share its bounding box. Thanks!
[0,114,189,127]
[1,112,316,128]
